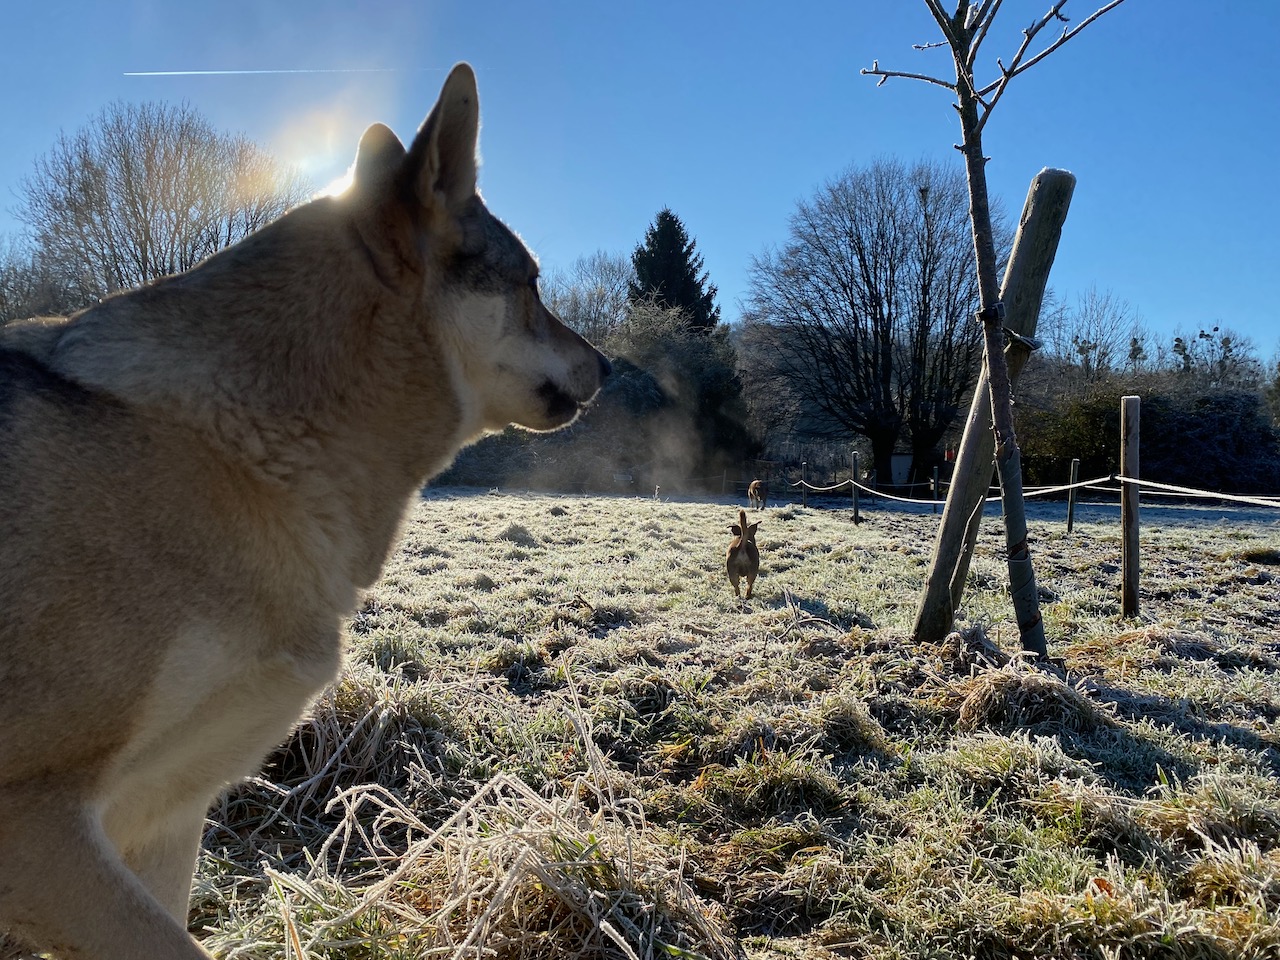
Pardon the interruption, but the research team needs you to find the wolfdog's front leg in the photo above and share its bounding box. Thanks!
[114,805,207,923]
[0,794,212,960]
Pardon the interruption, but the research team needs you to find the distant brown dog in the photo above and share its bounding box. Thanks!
[747,479,768,510]
[726,508,761,599]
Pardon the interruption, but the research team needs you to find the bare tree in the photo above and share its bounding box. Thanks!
[866,0,1127,654]
[0,238,79,322]
[732,320,807,450]
[1041,286,1146,385]
[540,250,634,346]
[1169,325,1263,390]
[0,239,40,323]
[1266,352,1280,426]
[746,158,995,483]
[16,100,310,306]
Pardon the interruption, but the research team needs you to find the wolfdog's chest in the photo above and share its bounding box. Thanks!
[99,619,342,836]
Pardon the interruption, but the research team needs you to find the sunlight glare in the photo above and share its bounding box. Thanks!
[317,165,355,198]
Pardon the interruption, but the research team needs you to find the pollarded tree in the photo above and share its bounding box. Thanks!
[629,208,721,329]
[745,158,994,484]
[17,100,310,305]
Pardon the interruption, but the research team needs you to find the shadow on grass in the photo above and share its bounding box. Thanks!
[589,603,641,637]
[1057,724,1194,795]
[774,592,876,633]
[1081,679,1280,787]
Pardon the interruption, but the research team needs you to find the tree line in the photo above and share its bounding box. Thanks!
[442,209,750,492]
[4,98,1278,497]
[0,100,309,321]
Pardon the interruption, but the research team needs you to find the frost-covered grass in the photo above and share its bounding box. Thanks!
[194,488,1280,959]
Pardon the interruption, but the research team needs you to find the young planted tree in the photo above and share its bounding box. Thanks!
[629,208,721,329]
[865,0,1127,654]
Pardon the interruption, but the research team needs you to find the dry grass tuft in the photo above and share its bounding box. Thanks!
[812,692,894,759]
[497,522,542,548]
[1236,544,1280,566]
[1139,772,1280,854]
[303,774,744,960]
[948,661,1118,734]
[1177,841,1280,911]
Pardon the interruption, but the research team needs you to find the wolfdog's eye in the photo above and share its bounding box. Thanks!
[528,275,540,292]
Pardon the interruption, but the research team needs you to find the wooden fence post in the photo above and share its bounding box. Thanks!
[1121,396,1140,618]
[1066,457,1080,534]
[801,461,808,508]
[851,451,860,523]
[932,466,940,514]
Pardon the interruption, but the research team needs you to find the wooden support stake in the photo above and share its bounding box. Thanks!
[1121,396,1140,618]
[1066,457,1080,534]
[932,466,940,514]
[801,461,808,508]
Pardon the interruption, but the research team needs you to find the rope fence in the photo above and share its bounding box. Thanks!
[1114,475,1280,510]
[785,473,1279,511]
[750,399,1276,621]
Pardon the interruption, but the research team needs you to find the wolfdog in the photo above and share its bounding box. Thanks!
[0,63,608,959]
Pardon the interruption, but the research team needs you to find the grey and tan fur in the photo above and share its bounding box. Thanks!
[0,64,608,959]
[726,509,761,599]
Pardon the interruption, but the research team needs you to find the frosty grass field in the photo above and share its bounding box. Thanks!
[194,487,1280,959]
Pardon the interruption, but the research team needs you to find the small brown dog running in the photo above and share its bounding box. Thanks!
[747,479,767,510]
[726,508,761,599]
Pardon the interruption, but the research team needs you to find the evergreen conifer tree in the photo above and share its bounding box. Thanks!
[628,208,720,329]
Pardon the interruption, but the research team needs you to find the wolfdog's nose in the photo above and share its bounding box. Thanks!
[597,352,613,382]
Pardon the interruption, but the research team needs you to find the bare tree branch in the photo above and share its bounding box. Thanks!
[859,59,956,92]
[864,1,1127,137]
[921,0,952,26]
[926,1,961,45]
[972,0,1068,115]
[975,0,1127,100]
[967,0,1005,69]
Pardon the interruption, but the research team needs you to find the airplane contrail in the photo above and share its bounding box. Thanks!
[124,68,426,77]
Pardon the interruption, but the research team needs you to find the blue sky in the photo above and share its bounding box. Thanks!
[2,2,1276,357]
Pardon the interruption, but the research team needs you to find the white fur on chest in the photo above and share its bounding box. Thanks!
[98,619,342,846]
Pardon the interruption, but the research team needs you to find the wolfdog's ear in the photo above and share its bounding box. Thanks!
[352,123,406,195]
[747,522,760,539]
[730,524,742,537]
[407,62,480,212]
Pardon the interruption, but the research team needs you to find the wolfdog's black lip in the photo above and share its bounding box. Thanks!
[536,380,583,422]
